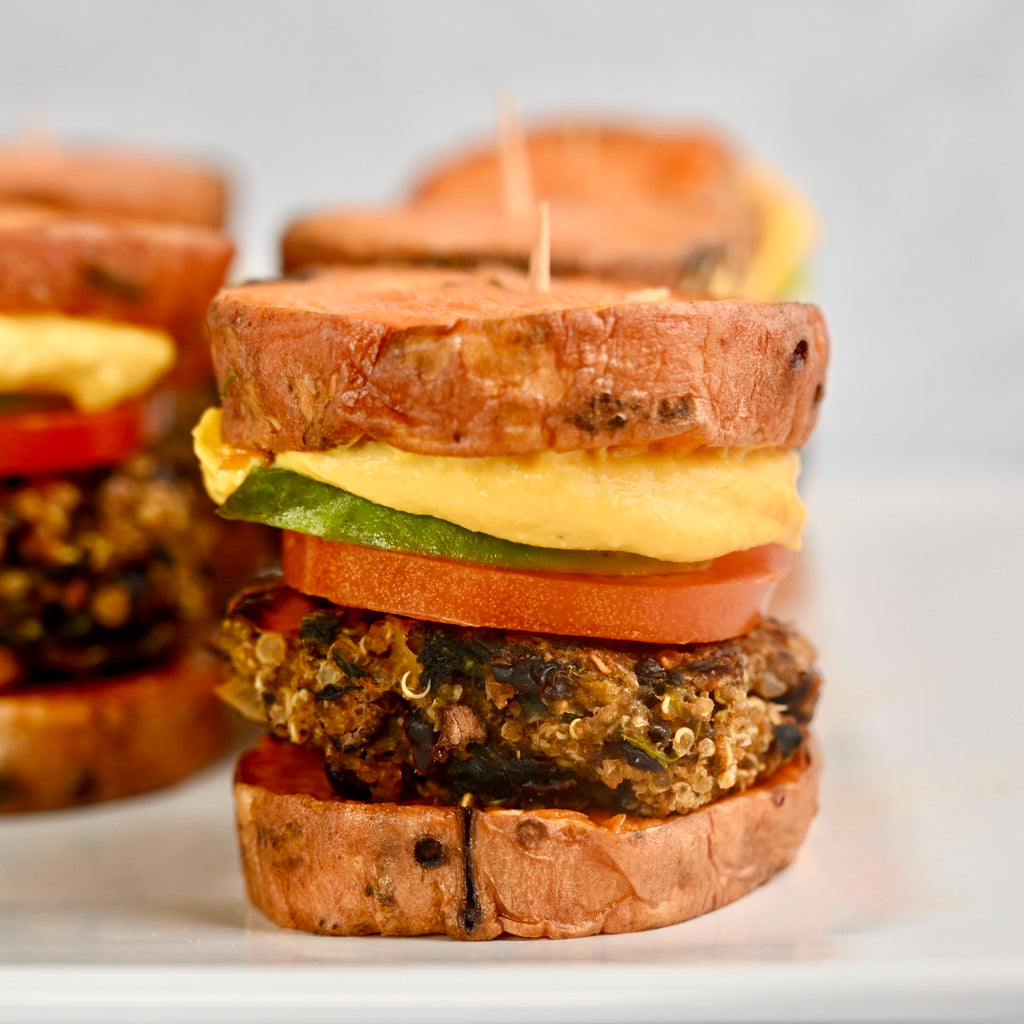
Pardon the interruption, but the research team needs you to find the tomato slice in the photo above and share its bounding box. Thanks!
[0,392,174,477]
[281,531,791,644]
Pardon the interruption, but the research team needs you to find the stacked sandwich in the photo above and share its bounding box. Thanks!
[0,144,234,811]
[196,121,829,938]
[284,119,815,300]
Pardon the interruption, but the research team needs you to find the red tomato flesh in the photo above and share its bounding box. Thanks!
[281,531,791,645]
[0,393,173,477]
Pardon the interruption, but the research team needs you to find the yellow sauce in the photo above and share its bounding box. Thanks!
[728,161,818,301]
[0,314,175,411]
[194,408,805,564]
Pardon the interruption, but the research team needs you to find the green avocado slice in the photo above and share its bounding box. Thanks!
[218,466,689,576]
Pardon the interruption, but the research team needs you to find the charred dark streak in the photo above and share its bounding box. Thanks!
[256,821,302,849]
[404,712,437,774]
[570,393,647,434]
[772,723,804,760]
[780,669,821,724]
[81,265,146,303]
[413,835,446,869]
[299,610,342,649]
[610,741,665,774]
[0,773,21,804]
[657,395,693,422]
[634,656,667,683]
[325,763,373,801]
[2,190,60,209]
[790,339,809,370]
[647,723,672,747]
[330,650,369,679]
[515,818,548,848]
[457,806,482,934]
[71,770,99,803]
[410,252,521,272]
[314,683,357,701]
[491,652,575,703]
[418,631,492,691]
[227,581,293,627]
[680,655,734,679]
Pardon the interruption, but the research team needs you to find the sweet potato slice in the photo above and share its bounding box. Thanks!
[0,205,232,344]
[211,265,828,457]
[235,735,819,939]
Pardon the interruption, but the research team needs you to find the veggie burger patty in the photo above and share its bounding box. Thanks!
[217,580,820,818]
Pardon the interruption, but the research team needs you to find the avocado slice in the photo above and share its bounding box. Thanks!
[218,466,688,576]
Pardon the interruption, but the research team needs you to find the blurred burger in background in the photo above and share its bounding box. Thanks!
[0,141,236,812]
[283,117,815,300]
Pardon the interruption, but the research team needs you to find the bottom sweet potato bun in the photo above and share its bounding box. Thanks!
[0,651,228,812]
[235,735,819,940]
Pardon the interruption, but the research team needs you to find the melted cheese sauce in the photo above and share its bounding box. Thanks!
[195,408,805,563]
[0,314,175,411]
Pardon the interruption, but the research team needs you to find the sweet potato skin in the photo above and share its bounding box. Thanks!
[235,736,819,939]
[0,652,228,812]
[211,266,828,457]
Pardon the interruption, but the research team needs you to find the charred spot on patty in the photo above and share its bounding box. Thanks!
[418,630,492,692]
[772,723,804,760]
[214,581,822,817]
[298,609,343,651]
[444,746,584,808]
[490,651,576,703]
[608,740,669,774]
[779,669,820,723]
[325,763,373,801]
[404,711,437,774]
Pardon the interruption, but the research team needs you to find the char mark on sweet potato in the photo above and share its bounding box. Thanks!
[215,580,821,817]
[0,208,233,344]
[209,266,829,457]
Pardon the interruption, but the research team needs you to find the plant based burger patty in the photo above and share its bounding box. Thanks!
[215,580,820,818]
[0,453,215,686]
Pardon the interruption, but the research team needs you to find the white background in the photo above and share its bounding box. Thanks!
[0,0,1021,476]
[1,3,1022,1020]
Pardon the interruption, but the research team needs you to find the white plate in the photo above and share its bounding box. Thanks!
[2,471,1023,1023]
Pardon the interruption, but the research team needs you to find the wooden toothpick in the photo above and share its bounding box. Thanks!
[528,201,550,293]
[497,91,534,221]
